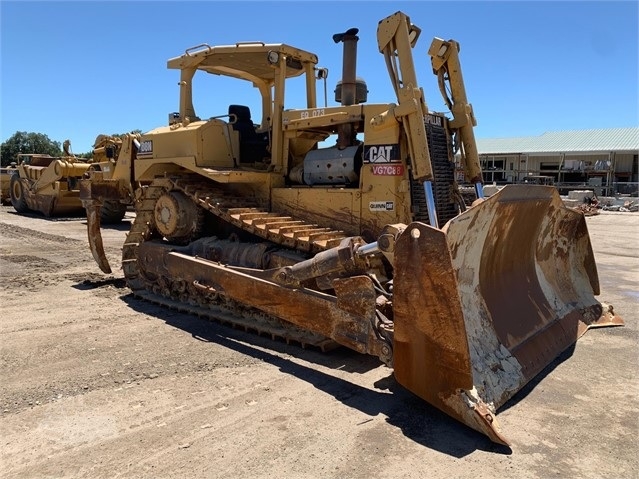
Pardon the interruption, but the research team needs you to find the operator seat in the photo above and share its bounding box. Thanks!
[228,105,269,164]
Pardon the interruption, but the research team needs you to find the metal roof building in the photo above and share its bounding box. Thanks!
[477,127,639,155]
[474,127,639,195]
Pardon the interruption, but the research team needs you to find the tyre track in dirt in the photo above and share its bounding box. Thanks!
[1,206,637,479]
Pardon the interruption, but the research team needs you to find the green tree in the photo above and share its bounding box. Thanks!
[1,131,63,166]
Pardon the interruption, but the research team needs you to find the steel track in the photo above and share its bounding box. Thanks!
[122,176,350,350]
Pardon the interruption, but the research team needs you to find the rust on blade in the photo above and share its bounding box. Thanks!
[391,185,623,445]
[441,390,511,446]
[392,221,511,444]
[393,222,472,395]
[392,222,492,435]
[586,302,624,329]
[444,185,624,409]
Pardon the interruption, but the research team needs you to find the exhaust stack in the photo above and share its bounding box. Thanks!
[333,28,367,149]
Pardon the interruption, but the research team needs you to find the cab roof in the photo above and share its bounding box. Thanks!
[167,42,318,82]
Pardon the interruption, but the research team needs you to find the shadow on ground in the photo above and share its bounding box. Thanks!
[80,219,133,231]
[5,209,86,221]
[71,274,605,456]
[71,276,128,290]
[103,290,514,458]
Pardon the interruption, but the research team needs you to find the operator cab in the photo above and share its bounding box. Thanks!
[166,42,319,170]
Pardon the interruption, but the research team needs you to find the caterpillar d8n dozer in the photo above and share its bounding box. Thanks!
[82,11,623,445]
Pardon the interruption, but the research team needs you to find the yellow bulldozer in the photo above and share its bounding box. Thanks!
[81,11,623,445]
[9,139,126,222]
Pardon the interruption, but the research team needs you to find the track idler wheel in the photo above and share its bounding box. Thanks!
[153,191,202,244]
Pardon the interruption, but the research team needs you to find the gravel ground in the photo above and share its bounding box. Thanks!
[0,205,637,479]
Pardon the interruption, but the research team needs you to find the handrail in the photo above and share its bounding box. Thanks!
[185,43,212,56]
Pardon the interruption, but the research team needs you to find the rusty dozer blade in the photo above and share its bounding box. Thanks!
[392,185,623,446]
[84,202,112,274]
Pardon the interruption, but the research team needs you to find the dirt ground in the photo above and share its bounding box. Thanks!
[0,204,637,479]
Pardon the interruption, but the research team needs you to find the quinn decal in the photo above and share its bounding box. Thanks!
[369,201,395,212]
[364,144,400,163]
[371,164,404,176]
[139,140,153,154]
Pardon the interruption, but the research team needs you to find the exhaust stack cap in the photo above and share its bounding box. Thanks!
[332,28,359,43]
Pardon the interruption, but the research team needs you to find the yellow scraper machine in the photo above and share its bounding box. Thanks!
[81,11,624,445]
[10,139,127,222]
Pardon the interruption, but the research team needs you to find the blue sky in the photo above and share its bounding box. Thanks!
[1,1,637,153]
